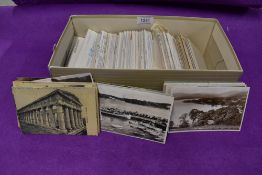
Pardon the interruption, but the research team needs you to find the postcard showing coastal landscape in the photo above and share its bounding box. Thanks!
[98,83,174,144]
[169,86,249,132]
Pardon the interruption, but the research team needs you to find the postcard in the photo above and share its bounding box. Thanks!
[168,86,249,132]
[51,73,94,83]
[12,79,99,135]
[98,83,174,144]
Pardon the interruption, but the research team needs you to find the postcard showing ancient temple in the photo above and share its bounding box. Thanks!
[12,85,99,136]
[169,86,250,132]
[98,83,174,144]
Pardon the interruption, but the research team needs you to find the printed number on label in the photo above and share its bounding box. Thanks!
[137,16,154,24]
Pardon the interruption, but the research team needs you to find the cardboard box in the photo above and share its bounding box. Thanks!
[48,15,243,90]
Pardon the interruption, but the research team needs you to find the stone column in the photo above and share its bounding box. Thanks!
[26,113,28,123]
[32,111,35,124]
[69,108,76,129]
[25,113,27,123]
[42,107,48,127]
[78,111,83,127]
[33,110,37,125]
[27,113,29,123]
[22,114,25,123]
[28,112,31,123]
[28,111,31,124]
[28,112,30,124]
[36,110,39,125]
[38,109,42,125]
[28,113,30,123]
[30,111,33,124]
[74,109,80,128]
[26,112,29,124]
[35,109,40,125]
[23,113,26,123]
[42,108,48,127]
[40,108,44,126]
[22,114,25,122]
[49,106,55,128]
[56,105,66,131]
[64,107,72,130]
[23,113,26,122]
[35,110,38,125]
[31,111,34,124]
[45,107,51,127]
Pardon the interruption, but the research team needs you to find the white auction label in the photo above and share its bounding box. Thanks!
[137,16,154,25]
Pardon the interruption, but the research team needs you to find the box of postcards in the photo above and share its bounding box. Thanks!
[48,15,243,90]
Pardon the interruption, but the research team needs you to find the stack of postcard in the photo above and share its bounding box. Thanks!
[12,72,250,144]
[12,73,100,136]
[65,29,200,70]
[163,82,250,133]
[67,29,153,69]
[152,23,199,70]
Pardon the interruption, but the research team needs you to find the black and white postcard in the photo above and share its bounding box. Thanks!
[98,83,174,144]
[169,86,249,132]
[12,80,99,136]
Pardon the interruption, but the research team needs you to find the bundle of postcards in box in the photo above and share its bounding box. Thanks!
[12,15,250,144]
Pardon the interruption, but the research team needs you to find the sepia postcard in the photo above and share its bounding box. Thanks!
[98,83,174,144]
[168,86,250,132]
[163,82,247,95]
[12,79,99,136]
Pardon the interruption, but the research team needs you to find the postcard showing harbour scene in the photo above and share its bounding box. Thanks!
[98,83,174,144]
[169,86,250,133]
